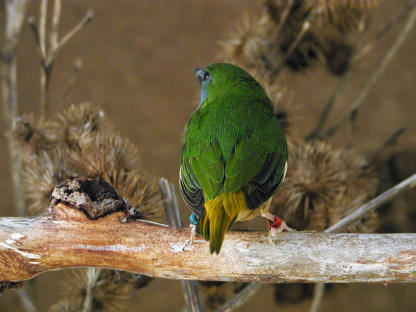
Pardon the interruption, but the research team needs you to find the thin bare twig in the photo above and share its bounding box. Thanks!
[306,74,349,140]
[49,0,62,53]
[17,288,37,312]
[216,283,262,312]
[370,126,405,159]
[82,268,101,312]
[159,178,206,312]
[1,0,31,216]
[323,5,416,138]
[28,4,94,119]
[353,1,416,62]
[310,283,325,312]
[38,0,47,59]
[61,58,83,105]
[39,0,48,117]
[326,172,416,233]
[270,19,311,80]
[50,9,94,61]
[274,0,294,38]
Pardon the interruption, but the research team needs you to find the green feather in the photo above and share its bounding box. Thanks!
[179,63,288,253]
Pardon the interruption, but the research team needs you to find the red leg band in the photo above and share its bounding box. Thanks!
[269,216,283,229]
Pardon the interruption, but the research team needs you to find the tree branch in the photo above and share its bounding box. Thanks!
[0,202,415,284]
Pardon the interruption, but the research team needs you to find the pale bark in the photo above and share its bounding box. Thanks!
[0,203,415,284]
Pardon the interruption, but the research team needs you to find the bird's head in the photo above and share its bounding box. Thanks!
[194,63,266,107]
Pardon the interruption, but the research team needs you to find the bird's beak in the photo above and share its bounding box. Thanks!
[194,68,204,84]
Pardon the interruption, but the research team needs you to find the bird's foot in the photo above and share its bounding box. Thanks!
[264,214,295,245]
[188,223,197,246]
[186,213,198,248]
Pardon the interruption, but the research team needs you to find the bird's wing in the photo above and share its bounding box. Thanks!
[224,134,287,210]
[180,140,224,218]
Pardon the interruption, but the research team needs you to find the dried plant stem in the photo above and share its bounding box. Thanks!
[1,0,31,216]
[29,4,94,119]
[39,0,47,116]
[17,288,37,312]
[310,283,325,312]
[353,1,416,62]
[49,0,61,52]
[159,178,206,312]
[326,172,416,233]
[51,9,94,60]
[370,126,405,159]
[270,18,311,80]
[306,74,349,140]
[1,1,35,309]
[274,0,294,38]
[215,283,262,312]
[61,58,83,105]
[82,268,101,312]
[323,5,416,137]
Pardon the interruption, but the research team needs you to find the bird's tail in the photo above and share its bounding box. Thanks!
[198,191,247,254]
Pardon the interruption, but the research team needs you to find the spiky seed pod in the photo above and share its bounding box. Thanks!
[221,0,381,76]
[272,141,379,231]
[52,102,111,150]
[218,12,285,79]
[14,102,161,217]
[49,298,83,312]
[10,114,57,159]
[55,269,130,312]
[22,148,76,214]
[70,132,161,219]
[74,132,141,177]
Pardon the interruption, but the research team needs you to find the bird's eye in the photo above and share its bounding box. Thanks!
[202,72,210,82]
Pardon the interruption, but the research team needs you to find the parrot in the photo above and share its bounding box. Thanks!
[179,63,291,254]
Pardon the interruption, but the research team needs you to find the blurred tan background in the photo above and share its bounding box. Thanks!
[0,0,415,311]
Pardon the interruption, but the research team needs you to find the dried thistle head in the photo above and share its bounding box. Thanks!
[14,102,161,218]
[10,114,57,159]
[220,0,381,77]
[218,12,284,80]
[22,148,77,214]
[71,132,161,220]
[272,141,379,231]
[58,268,130,312]
[49,298,83,312]
[52,102,111,150]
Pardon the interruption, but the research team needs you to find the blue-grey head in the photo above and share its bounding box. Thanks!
[194,67,210,105]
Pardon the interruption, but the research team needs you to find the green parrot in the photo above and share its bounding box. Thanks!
[179,63,290,254]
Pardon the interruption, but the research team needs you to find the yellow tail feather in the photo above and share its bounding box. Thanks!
[199,191,248,254]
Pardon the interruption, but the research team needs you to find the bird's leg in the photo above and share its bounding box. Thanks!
[188,212,198,246]
[260,211,294,244]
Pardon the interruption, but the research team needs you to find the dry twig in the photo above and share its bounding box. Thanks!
[323,4,416,137]
[159,178,206,312]
[28,2,94,119]
[1,0,31,217]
